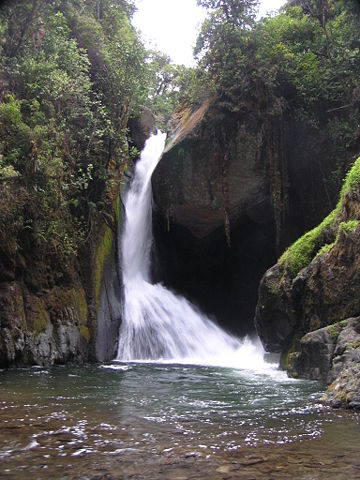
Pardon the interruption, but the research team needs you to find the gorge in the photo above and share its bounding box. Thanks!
[1,0,360,477]
[1,132,360,480]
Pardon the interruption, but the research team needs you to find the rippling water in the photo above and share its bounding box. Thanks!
[1,363,359,479]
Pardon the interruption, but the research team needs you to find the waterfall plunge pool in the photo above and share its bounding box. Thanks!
[1,363,360,479]
[2,136,358,478]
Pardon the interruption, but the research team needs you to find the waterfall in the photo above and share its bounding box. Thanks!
[116,132,270,369]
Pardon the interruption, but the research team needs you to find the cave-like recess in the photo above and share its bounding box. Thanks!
[152,211,277,337]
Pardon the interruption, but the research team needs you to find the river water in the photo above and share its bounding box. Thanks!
[1,363,360,479]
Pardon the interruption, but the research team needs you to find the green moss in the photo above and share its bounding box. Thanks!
[328,324,340,342]
[340,157,360,201]
[267,278,281,295]
[94,195,122,308]
[75,288,88,324]
[95,222,114,307]
[316,241,336,258]
[338,219,358,234]
[279,208,338,277]
[56,288,88,323]
[280,156,360,278]
[79,325,90,343]
[327,319,348,342]
[32,303,50,334]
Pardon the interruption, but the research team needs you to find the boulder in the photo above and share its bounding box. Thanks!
[153,100,273,239]
[287,327,335,383]
[255,264,296,352]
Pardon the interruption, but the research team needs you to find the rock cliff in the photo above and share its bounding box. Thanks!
[255,156,360,409]
[151,96,352,334]
[0,111,155,367]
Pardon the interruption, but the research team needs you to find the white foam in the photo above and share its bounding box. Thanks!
[116,133,275,373]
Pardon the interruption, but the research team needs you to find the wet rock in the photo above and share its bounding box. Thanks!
[323,363,360,410]
[255,264,296,352]
[273,314,360,407]
[153,100,272,240]
[0,281,89,367]
[152,99,278,334]
[254,159,360,408]
[153,94,348,337]
[286,327,335,382]
[128,108,157,153]
[330,318,360,382]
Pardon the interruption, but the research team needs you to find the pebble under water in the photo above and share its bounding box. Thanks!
[1,363,360,479]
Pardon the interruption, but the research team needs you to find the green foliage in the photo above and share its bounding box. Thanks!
[0,0,154,264]
[197,0,259,25]
[142,50,201,129]
[187,0,360,189]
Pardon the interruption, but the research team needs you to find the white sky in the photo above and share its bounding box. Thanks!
[133,0,287,66]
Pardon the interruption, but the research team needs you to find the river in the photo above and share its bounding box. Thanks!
[1,363,359,479]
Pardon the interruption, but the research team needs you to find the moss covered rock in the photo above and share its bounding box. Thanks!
[0,281,89,366]
[255,156,360,409]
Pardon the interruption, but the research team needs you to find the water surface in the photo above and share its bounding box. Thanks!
[1,363,359,479]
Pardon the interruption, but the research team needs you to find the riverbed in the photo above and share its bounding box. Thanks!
[1,363,359,479]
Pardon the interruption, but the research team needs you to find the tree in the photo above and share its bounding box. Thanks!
[0,0,153,259]
[197,0,258,27]
[194,0,259,97]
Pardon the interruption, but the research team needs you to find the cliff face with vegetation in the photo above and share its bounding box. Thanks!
[0,0,159,367]
[256,157,360,409]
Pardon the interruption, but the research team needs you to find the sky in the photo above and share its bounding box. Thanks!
[133,0,287,66]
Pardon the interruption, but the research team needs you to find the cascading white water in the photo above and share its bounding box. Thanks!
[116,132,273,369]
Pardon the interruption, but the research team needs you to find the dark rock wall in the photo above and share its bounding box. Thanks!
[128,108,157,153]
[152,101,277,334]
[287,318,360,410]
[151,98,351,335]
[0,276,89,367]
[153,212,275,335]
[95,214,123,362]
